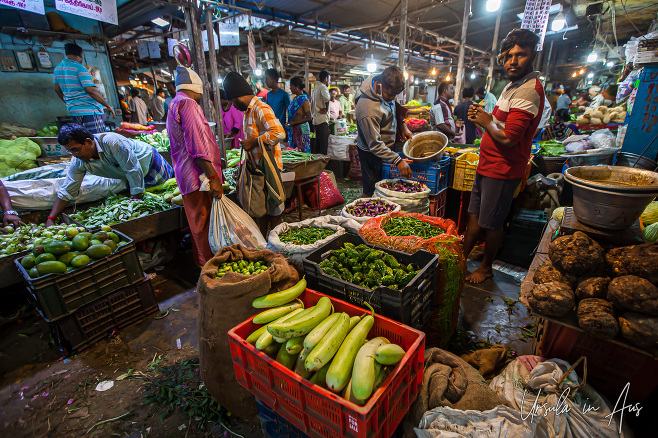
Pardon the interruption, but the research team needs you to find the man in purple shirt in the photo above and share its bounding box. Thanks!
[166,66,223,266]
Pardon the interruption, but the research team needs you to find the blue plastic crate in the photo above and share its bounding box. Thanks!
[256,398,309,438]
[381,153,450,195]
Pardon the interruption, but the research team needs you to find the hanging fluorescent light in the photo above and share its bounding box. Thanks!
[254,67,263,76]
[366,55,377,73]
[551,8,566,31]
[587,72,594,78]
[587,51,598,63]
[151,18,170,27]
[486,0,501,12]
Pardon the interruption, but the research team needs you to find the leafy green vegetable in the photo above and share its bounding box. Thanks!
[538,140,566,157]
[136,131,170,152]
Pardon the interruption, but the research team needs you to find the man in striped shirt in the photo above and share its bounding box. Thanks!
[463,29,545,283]
[224,71,286,236]
[53,44,114,133]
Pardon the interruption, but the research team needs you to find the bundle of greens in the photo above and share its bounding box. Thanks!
[69,193,173,228]
[538,140,566,157]
[281,150,314,162]
[136,131,170,152]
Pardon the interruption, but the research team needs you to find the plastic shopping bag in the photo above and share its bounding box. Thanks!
[209,196,267,252]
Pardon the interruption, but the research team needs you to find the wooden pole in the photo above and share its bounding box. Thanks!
[205,4,226,161]
[454,0,471,106]
[305,48,310,92]
[184,0,212,120]
[400,0,408,101]
[486,6,502,93]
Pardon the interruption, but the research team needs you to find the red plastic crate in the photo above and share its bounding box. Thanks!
[428,188,447,217]
[228,289,425,438]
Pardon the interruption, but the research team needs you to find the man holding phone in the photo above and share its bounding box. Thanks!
[355,66,412,197]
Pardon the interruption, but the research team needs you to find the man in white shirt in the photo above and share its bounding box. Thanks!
[588,86,605,109]
[430,81,456,139]
[311,70,331,154]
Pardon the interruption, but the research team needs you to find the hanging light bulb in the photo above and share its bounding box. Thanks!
[445,74,451,81]
[431,68,437,76]
[254,67,263,76]
[572,72,577,78]
[366,55,377,73]
[587,72,594,78]
[403,71,409,80]
[579,69,585,75]
[587,51,598,63]
[551,8,566,31]
[470,73,476,79]
[485,0,501,12]
[606,61,614,67]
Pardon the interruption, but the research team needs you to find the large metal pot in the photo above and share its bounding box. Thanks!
[615,152,658,171]
[403,131,448,163]
[565,166,658,229]
[561,148,618,167]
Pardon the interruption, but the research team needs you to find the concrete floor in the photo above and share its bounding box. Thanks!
[0,177,536,437]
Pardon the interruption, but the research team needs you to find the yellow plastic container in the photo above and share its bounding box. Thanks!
[452,152,480,191]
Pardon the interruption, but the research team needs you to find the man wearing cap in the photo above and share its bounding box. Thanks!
[166,66,224,267]
[223,72,286,237]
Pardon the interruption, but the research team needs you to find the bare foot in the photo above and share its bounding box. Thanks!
[466,265,493,284]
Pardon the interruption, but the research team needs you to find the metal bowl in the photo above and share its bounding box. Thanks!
[565,166,658,230]
[565,165,658,193]
[561,148,618,167]
[615,152,658,171]
[403,131,448,163]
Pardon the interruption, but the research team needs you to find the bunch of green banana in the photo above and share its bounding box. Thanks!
[245,280,407,405]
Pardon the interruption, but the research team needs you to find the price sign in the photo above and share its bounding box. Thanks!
[54,0,118,26]
[0,0,44,14]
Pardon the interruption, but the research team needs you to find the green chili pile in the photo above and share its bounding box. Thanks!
[382,216,445,239]
[281,150,315,162]
[279,227,335,245]
[69,193,172,229]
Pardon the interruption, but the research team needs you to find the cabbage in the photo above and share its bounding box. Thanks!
[641,201,658,226]
[644,222,658,242]
[0,137,41,177]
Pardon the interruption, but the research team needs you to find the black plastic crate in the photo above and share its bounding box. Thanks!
[508,209,548,237]
[50,275,158,353]
[15,229,144,321]
[256,398,309,438]
[302,234,439,329]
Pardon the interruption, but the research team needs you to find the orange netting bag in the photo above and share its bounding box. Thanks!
[359,212,465,347]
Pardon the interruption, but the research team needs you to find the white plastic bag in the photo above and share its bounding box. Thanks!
[327,135,355,161]
[489,356,631,438]
[3,175,126,210]
[373,179,430,214]
[208,196,267,252]
[415,405,534,438]
[266,216,346,264]
[589,129,616,149]
[340,197,401,225]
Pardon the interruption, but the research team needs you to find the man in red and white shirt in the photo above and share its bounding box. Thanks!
[464,29,545,283]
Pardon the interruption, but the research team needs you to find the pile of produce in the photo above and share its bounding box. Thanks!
[37,123,59,137]
[404,100,422,107]
[0,122,36,139]
[642,202,658,242]
[245,279,407,405]
[528,231,658,353]
[318,242,419,290]
[344,198,398,218]
[115,122,156,137]
[380,179,425,193]
[281,150,315,162]
[215,259,270,278]
[538,140,566,157]
[69,193,174,229]
[382,216,445,239]
[405,118,429,132]
[347,123,357,133]
[576,105,626,126]
[0,137,41,177]
[136,131,169,152]
[1,223,78,258]
[144,177,181,204]
[18,225,128,278]
[225,148,242,168]
[278,227,335,246]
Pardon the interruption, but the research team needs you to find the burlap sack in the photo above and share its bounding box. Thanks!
[403,348,503,437]
[197,244,299,417]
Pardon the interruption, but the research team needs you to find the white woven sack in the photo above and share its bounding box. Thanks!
[374,179,430,214]
[266,216,346,264]
[341,197,401,225]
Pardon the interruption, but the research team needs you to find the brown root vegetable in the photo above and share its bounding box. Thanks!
[605,242,658,284]
[577,298,619,339]
[607,275,658,316]
[618,312,658,353]
[528,282,576,317]
[532,262,577,287]
[548,231,604,276]
[575,277,610,301]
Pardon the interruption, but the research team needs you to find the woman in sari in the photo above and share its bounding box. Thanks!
[285,77,313,153]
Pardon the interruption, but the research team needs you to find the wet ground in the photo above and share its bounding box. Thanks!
[0,176,536,437]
